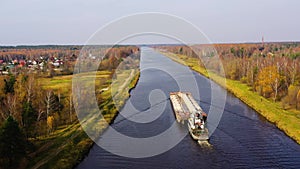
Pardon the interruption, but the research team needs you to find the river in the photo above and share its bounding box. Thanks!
[77,47,300,169]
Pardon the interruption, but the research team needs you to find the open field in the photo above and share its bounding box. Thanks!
[162,52,300,144]
[38,71,111,94]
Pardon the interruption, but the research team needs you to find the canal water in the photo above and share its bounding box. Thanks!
[77,48,300,169]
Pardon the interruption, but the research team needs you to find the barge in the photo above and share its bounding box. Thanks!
[170,92,209,141]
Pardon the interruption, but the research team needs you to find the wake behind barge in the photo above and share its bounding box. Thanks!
[170,92,209,141]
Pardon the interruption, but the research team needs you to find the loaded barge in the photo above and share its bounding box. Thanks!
[170,92,209,141]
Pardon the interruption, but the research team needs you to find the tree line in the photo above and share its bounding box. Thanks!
[159,42,300,108]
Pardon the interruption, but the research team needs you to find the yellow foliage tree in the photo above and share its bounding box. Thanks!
[257,66,281,101]
[297,90,300,110]
[47,116,55,133]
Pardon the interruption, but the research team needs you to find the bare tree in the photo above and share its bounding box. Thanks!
[25,74,35,103]
[290,60,297,85]
[45,90,57,121]
[5,94,21,125]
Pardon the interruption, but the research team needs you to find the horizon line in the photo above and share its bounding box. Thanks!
[1,40,300,47]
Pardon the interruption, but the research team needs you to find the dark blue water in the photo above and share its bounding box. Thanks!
[77,48,300,169]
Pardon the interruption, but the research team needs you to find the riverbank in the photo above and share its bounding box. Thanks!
[27,69,140,169]
[162,51,300,144]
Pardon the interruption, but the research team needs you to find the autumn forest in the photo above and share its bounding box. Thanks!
[159,42,300,108]
[0,42,300,168]
[0,45,140,168]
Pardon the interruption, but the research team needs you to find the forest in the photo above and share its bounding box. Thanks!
[0,45,140,168]
[158,43,300,108]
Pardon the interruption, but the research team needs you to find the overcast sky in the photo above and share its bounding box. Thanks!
[0,0,299,45]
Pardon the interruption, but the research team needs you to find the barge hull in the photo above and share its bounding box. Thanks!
[170,92,209,141]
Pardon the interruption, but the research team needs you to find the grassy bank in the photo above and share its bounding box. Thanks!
[27,123,92,169]
[27,69,140,169]
[162,52,300,144]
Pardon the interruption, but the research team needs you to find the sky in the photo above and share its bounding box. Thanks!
[0,0,299,45]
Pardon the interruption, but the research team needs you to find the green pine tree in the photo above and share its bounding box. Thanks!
[3,74,16,94]
[0,116,27,168]
[22,102,37,138]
